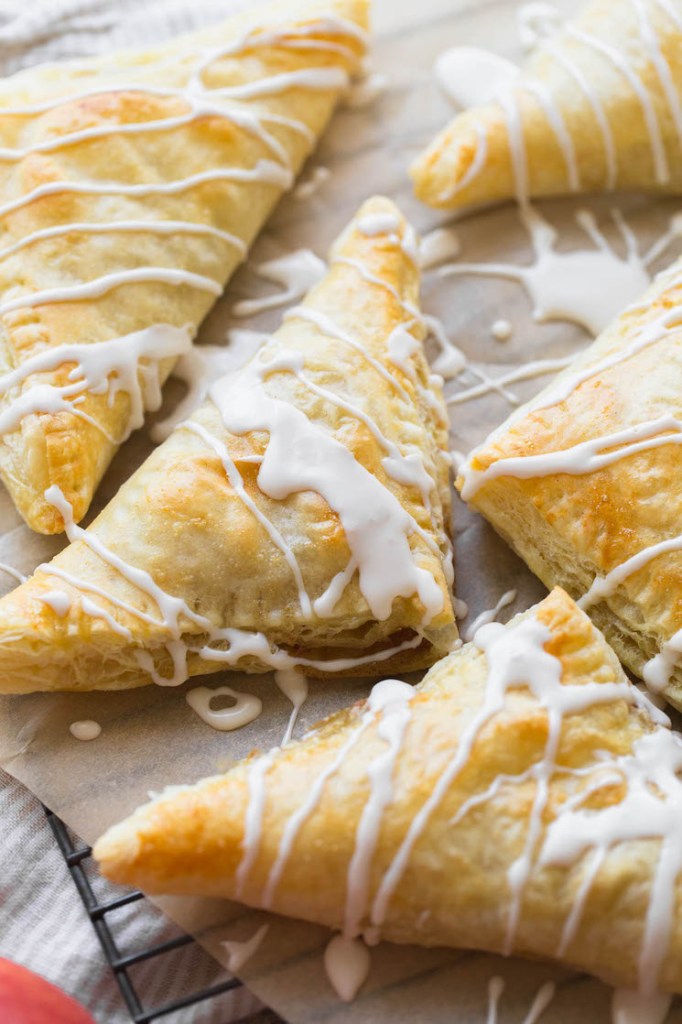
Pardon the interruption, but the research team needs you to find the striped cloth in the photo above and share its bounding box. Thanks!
[0,0,252,75]
[0,768,263,1021]
[0,0,266,1020]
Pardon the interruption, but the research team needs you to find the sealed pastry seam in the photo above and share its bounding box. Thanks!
[0,0,368,533]
[94,587,682,999]
[0,196,457,693]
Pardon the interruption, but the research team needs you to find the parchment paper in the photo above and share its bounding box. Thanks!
[1,0,681,1020]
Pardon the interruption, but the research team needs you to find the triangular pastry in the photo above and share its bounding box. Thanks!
[0,197,456,693]
[456,254,682,708]
[0,0,368,534]
[411,0,682,209]
[94,587,682,1001]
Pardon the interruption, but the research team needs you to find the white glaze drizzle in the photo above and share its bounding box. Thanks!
[0,18,365,118]
[611,989,673,1024]
[288,306,413,404]
[655,0,682,31]
[181,419,312,618]
[69,720,101,741]
[439,205,651,338]
[332,256,421,320]
[0,99,295,165]
[232,250,326,317]
[534,290,682,412]
[424,313,467,380]
[0,218,247,264]
[498,88,529,205]
[221,923,269,973]
[0,162,292,223]
[463,589,517,642]
[579,532,682,612]
[344,71,388,109]
[324,934,371,1001]
[490,319,512,342]
[566,25,668,184]
[313,558,358,618]
[437,121,490,203]
[356,212,401,237]
[289,355,436,514]
[418,227,461,270]
[386,323,420,379]
[293,165,330,199]
[227,600,682,1009]
[459,415,682,501]
[81,595,132,638]
[29,216,447,686]
[516,3,562,52]
[0,267,220,322]
[0,560,26,584]
[150,329,268,442]
[630,0,682,150]
[539,727,682,993]
[434,2,679,204]
[0,324,192,442]
[236,748,279,899]
[204,66,348,103]
[343,680,414,940]
[186,685,263,731]
[261,703,376,908]
[486,975,505,1024]
[434,48,519,110]
[521,982,556,1024]
[644,629,682,693]
[209,352,444,624]
[274,668,308,746]
[0,13,364,440]
[40,477,427,683]
[523,76,579,191]
[37,589,71,615]
[542,38,618,189]
[320,683,417,1001]
[369,614,653,943]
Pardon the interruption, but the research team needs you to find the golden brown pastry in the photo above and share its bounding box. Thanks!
[456,255,682,708]
[0,0,368,534]
[411,0,682,210]
[94,587,682,1003]
[0,196,456,693]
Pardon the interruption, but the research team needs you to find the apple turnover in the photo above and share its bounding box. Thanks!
[411,0,682,210]
[0,197,456,693]
[94,587,682,1005]
[0,0,367,533]
[458,254,682,708]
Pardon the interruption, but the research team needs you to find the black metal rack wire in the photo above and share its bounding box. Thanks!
[44,805,278,1023]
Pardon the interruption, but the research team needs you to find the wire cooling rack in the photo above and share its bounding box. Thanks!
[44,806,281,1024]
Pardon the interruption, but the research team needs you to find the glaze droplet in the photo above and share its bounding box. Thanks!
[324,934,371,1002]
[69,720,101,742]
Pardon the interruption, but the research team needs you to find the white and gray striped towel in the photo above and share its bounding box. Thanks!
[0,0,267,1020]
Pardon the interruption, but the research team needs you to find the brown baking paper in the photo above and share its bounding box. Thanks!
[1,0,681,1020]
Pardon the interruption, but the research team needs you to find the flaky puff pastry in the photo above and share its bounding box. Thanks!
[0,0,367,534]
[95,588,682,996]
[411,0,682,210]
[456,255,682,708]
[0,196,456,693]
